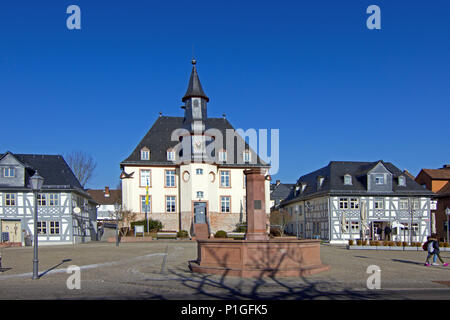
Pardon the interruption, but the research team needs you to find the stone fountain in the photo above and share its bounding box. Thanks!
[189,168,330,277]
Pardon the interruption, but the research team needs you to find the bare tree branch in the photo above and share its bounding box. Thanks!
[66,150,97,188]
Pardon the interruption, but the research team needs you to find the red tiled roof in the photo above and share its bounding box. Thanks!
[87,189,121,205]
[422,169,450,180]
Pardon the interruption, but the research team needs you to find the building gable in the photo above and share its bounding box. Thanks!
[367,161,393,192]
[0,152,26,187]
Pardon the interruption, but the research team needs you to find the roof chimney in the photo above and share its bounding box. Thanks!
[104,186,110,197]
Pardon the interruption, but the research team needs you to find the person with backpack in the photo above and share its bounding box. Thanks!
[424,235,448,267]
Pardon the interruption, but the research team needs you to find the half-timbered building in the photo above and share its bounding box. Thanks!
[0,152,98,246]
[279,160,434,244]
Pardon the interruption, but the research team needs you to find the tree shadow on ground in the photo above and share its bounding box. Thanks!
[162,265,386,300]
[144,244,387,300]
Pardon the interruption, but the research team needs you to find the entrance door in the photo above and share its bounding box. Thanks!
[1,220,21,243]
[194,202,207,224]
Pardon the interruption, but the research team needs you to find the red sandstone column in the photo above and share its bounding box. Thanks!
[245,168,269,241]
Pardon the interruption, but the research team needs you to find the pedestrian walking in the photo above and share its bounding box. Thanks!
[430,234,448,266]
[424,235,448,267]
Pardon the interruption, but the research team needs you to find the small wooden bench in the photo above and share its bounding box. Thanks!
[156,231,178,240]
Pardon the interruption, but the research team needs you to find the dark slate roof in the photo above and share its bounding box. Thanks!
[120,116,268,168]
[182,63,209,102]
[282,160,434,205]
[0,152,92,198]
[270,183,295,201]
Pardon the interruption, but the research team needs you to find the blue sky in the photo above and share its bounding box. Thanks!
[0,1,449,189]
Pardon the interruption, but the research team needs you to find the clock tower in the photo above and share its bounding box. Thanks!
[182,59,209,161]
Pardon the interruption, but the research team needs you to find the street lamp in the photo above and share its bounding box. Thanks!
[30,171,44,280]
[114,202,120,247]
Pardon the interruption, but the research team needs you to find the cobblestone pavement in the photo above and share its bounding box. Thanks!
[0,241,449,299]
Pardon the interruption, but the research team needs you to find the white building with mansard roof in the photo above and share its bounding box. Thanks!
[120,60,271,238]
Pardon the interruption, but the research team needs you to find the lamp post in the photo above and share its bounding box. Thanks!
[30,171,44,280]
[114,202,120,247]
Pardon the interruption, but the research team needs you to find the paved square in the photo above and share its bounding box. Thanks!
[0,242,449,299]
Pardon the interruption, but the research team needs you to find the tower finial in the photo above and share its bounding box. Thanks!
[192,58,197,66]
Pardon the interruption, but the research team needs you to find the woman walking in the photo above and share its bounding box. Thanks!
[425,235,448,267]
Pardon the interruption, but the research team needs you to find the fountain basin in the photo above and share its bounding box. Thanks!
[189,238,330,278]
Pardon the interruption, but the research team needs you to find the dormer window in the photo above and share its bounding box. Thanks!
[167,149,175,161]
[140,148,150,160]
[2,167,15,178]
[317,176,324,189]
[344,174,352,185]
[375,174,384,185]
[301,183,307,193]
[218,150,227,162]
[398,176,406,186]
[243,150,251,163]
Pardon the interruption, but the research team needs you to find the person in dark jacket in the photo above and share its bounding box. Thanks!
[430,234,448,266]
[384,225,392,241]
[376,226,382,240]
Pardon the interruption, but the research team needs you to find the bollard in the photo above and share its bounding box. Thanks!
[0,253,2,271]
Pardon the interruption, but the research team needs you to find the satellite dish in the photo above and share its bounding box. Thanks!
[73,207,81,214]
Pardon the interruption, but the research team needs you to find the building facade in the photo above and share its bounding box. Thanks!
[279,161,434,244]
[415,165,450,241]
[87,187,121,222]
[0,152,98,246]
[120,60,271,236]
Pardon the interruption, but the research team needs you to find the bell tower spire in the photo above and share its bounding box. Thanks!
[182,59,209,131]
[182,59,209,162]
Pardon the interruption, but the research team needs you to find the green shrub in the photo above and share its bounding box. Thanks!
[415,242,422,247]
[362,240,368,246]
[177,230,189,238]
[387,241,395,247]
[396,241,402,247]
[214,230,227,238]
[234,223,247,233]
[348,240,354,246]
[444,242,450,248]
[439,242,445,248]
[356,240,362,246]
[402,242,408,247]
[130,219,163,232]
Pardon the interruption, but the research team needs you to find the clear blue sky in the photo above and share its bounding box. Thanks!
[1,1,449,189]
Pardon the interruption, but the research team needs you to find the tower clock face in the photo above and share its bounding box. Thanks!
[192,135,203,152]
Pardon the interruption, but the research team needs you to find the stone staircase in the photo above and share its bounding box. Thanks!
[194,224,209,240]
